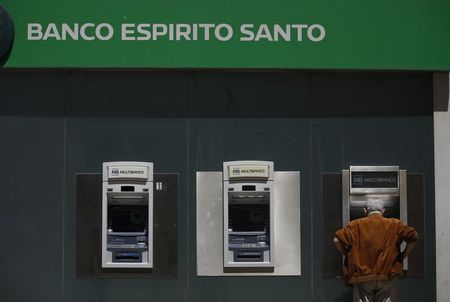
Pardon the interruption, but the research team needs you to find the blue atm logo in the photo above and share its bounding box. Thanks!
[232,168,241,175]
[111,168,120,176]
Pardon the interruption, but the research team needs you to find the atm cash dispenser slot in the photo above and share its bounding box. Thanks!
[223,161,274,268]
[102,162,153,268]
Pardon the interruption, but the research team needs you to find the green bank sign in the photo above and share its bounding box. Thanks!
[2,0,450,70]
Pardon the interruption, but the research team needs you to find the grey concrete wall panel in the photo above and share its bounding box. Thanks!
[187,72,312,117]
[196,172,223,275]
[311,117,435,302]
[0,71,66,116]
[66,71,189,118]
[188,118,311,302]
[197,171,300,276]
[406,174,425,278]
[63,118,188,302]
[433,72,449,111]
[0,70,436,302]
[322,174,342,278]
[0,117,64,301]
[311,73,432,117]
[76,174,105,277]
[0,70,432,118]
[434,109,450,302]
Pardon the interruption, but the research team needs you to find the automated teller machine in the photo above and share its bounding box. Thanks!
[102,161,153,268]
[342,166,407,225]
[196,160,300,276]
[223,161,274,268]
[342,166,408,268]
[323,165,424,278]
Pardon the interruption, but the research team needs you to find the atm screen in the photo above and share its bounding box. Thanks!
[229,204,269,232]
[108,205,148,232]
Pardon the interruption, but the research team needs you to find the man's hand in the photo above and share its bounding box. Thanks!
[399,241,416,260]
[333,237,346,254]
[398,241,417,261]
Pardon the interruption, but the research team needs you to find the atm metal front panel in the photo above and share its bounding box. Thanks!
[102,161,153,268]
[223,161,274,269]
[342,165,408,267]
[342,166,407,226]
[196,160,301,276]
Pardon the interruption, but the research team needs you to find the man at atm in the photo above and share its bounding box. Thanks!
[333,198,418,302]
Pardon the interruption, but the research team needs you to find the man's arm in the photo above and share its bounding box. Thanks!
[333,237,346,254]
[397,221,419,261]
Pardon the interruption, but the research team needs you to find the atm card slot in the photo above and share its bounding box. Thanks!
[121,186,135,192]
[234,251,263,262]
[113,252,141,262]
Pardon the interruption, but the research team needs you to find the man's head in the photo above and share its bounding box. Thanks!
[364,198,385,216]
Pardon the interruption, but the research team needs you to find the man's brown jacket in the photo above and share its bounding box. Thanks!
[335,213,418,284]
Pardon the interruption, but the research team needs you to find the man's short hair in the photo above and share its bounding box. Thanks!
[365,198,384,213]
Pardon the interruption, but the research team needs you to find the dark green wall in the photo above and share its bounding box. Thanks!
[0,70,435,302]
